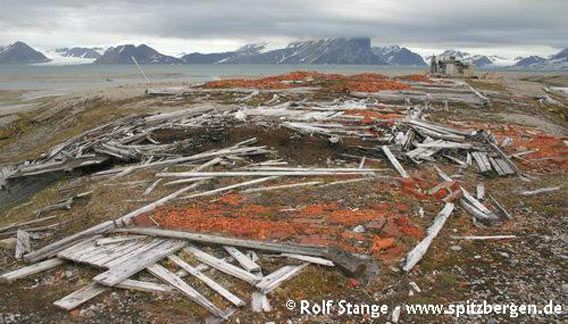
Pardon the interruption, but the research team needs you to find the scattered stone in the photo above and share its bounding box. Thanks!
[352,225,365,233]
[450,245,462,251]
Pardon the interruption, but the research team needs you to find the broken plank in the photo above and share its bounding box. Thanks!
[115,227,328,257]
[223,246,261,272]
[94,240,187,286]
[24,221,115,263]
[116,279,176,293]
[184,246,260,285]
[476,183,485,201]
[402,203,455,272]
[0,258,64,282]
[15,230,32,259]
[53,283,108,310]
[520,186,561,196]
[146,264,227,319]
[168,255,245,307]
[256,264,308,294]
[181,176,278,200]
[95,235,146,246]
[280,253,334,267]
[381,146,409,178]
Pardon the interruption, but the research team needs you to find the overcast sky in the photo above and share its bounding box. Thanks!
[1,0,567,57]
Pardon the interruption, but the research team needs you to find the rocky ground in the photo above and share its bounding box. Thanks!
[0,71,567,323]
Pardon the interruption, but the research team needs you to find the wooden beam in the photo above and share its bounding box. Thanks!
[168,255,245,307]
[94,240,187,287]
[0,258,64,282]
[256,264,308,294]
[114,227,328,257]
[402,203,455,272]
[146,264,228,319]
[223,246,261,272]
[184,246,260,285]
[53,283,108,310]
[381,146,409,178]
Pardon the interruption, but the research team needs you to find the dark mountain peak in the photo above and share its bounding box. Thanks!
[0,41,51,64]
[95,44,182,64]
[551,47,568,60]
[371,46,426,66]
[56,47,101,59]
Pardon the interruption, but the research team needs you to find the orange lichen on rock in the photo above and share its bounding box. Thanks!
[204,71,411,92]
[142,191,426,261]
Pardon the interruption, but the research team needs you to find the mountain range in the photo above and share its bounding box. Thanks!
[56,47,102,59]
[182,38,426,66]
[511,48,568,70]
[1,40,567,70]
[0,41,51,64]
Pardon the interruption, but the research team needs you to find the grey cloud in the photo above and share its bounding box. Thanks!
[1,0,567,51]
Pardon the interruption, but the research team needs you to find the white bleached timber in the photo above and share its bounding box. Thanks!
[223,246,261,272]
[142,179,162,196]
[167,255,245,307]
[402,203,455,272]
[95,235,146,246]
[476,183,485,201]
[520,186,561,196]
[53,283,108,310]
[381,146,409,178]
[0,258,64,282]
[146,264,228,319]
[14,230,32,259]
[158,170,378,178]
[116,279,176,293]
[280,253,334,266]
[256,263,308,294]
[184,246,260,284]
[180,176,278,200]
[94,240,187,286]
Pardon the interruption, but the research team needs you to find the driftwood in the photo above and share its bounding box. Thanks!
[382,146,409,178]
[519,186,561,196]
[14,230,32,259]
[402,203,455,272]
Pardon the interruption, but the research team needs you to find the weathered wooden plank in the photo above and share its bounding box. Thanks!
[520,186,561,196]
[476,183,485,201]
[168,255,245,307]
[95,235,146,246]
[402,203,455,272]
[180,177,278,200]
[223,246,261,272]
[102,239,166,268]
[94,240,187,286]
[280,254,334,267]
[146,264,227,319]
[24,221,115,263]
[0,258,64,282]
[115,227,328,257]
[53,283,108,310]
[116,279,176,293]
[381,146,409,178]
[15,230,32,259]
[256,264,308,294]
[184,246,260,285]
